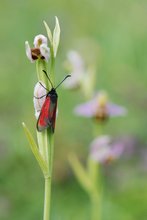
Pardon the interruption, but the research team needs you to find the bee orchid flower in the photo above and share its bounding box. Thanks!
[74,91,127,121]
[25,34,50,62]
[90,135,124,163]
[63,50,86,89]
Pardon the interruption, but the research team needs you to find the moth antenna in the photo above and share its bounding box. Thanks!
[55,75,71,90]
[42,70,54,88]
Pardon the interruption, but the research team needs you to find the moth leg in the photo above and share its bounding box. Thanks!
[34,94,46,99]
[39,82,49,91]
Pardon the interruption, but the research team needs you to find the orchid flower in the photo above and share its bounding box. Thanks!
[25,34,50,62]
[90,135,124,163]
[74,91,127,121]
[63,50,85,89]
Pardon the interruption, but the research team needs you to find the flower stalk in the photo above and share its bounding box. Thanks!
[23,17,60,220]
[69,153,101,220]
[65,48,127,219]
[36,58,54,220]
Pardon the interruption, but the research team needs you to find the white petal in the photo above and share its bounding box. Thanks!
[33,34,48,48]
[33,81,47,118]
[25,41,34,62]
[35,111,40,119]
[67,51,84,72]
[63,73,80,89]
[40,44,50,61]
[90,135,112,163]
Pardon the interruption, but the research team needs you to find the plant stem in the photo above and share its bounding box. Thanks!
[43,176,51,220]
[36,59,55,220]
[88,158,101,220]
[43,133,54,220]
[90,190,101,220]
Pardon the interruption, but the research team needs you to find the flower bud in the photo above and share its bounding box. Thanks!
[33,81,47,119]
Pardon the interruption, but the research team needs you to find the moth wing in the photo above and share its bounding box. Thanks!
[48,100,57,132]
[37,97,51,131]
[37,96,57,132]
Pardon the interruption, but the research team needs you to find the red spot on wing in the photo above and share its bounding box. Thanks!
[37,96,57,132]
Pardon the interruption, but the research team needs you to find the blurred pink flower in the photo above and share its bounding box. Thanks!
[74,91,127,121]
[90,135,124,163]
[63,50,85,89]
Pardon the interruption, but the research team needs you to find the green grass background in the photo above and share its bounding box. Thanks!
[0,0,147,219]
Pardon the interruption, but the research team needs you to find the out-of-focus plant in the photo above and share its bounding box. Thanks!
[63,50,95,98]
[65,51,127,220]
[23,17,60,220]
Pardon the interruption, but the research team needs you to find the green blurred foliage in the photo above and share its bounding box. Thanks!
[0,0,147,219]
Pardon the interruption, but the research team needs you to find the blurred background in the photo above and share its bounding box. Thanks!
[0,0,147,219]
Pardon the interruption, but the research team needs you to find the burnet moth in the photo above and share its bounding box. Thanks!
[35,70,71,133]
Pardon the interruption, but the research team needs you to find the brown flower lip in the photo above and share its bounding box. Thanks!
[94,106,109,122]
[31,48,44,60]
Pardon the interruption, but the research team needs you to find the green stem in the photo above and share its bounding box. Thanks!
[36,59,55,220]
[36,59,50,89]
[36,43,55,220]
[43,176,51,220]
[48,133,54,174]
[90,190,101,220]
[88,158,101,220]
[43,133,54,220]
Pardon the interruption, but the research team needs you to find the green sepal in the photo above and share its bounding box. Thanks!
[44,20,53,45]
[53,16,60,57]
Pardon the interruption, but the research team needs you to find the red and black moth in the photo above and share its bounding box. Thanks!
[35,70,71,133]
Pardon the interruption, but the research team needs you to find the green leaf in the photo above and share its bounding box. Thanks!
[22,122,48,176]
[44,20,53,45]
[68,153,92,193]
[53,16,60,57]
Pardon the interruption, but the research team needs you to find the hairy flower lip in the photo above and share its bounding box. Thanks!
[31,48,42,60]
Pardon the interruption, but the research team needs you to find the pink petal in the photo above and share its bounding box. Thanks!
[74,99,96,117]
[107,103,127,117]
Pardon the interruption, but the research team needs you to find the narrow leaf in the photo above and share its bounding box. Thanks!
[68,153,92,193]
[22,122,48,175]
[53,16,60,57]
[44,20,53,45]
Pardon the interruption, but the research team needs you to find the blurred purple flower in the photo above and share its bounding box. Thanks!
[90,135,124,163]
[74,91,127,121]
[63,50,85,89]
